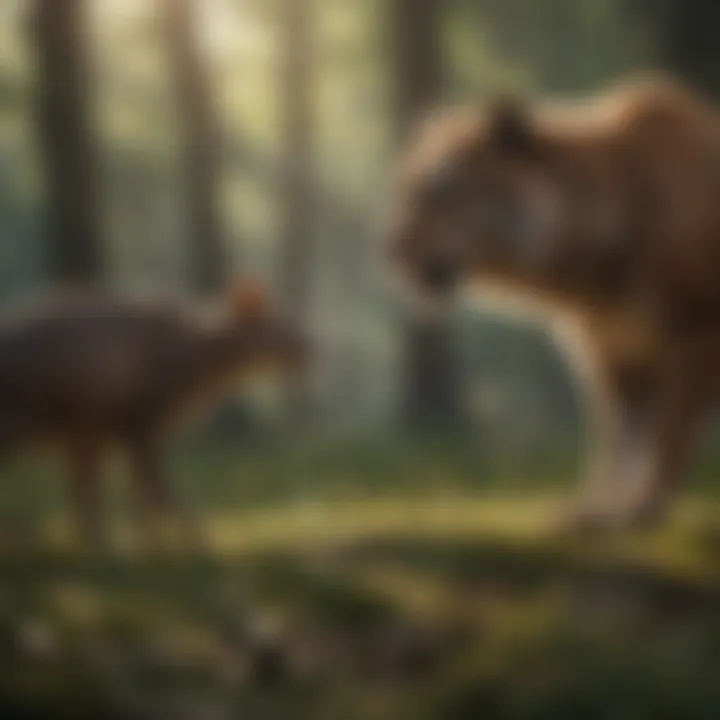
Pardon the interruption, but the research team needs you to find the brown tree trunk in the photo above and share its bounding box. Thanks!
[278,0,315,415]
[32,0,103,284]
[278,0,315,319]
[388,0,465,431]
[162,0,226,294]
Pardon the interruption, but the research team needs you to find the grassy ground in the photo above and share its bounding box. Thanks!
[0,437,719,718]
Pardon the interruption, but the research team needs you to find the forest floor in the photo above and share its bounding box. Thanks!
[0,438,719,718]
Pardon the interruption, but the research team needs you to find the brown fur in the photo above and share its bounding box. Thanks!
[392,77,720,529]
[0,286,304,544]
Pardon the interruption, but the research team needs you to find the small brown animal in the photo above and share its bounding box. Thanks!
[0,283,305,544]
[391,77,720,530]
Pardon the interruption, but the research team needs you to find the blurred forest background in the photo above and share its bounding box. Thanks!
[2,1,720,717]
[1,0,718,452]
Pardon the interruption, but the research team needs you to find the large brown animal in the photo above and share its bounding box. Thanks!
[391,77,720,530]
[0,284,304,543]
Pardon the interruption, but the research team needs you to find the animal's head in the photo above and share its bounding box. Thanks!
[217,282,308,375]
[389,96,626,304]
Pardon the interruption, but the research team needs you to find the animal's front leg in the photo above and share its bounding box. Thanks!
[610,387,701,526]
[569,376,700,531]
[127,434,206,550]
[567,385,651,530]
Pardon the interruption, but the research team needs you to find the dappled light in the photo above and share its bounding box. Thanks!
[1,0,720,717]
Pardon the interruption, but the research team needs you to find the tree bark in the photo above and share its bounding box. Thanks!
[660,0,720,96]
[162,0,226,294]
[633,0,720,97]
[388,0,465,431]
[278,0,315,319]
[32,0,103,284]
[278,0,315,416]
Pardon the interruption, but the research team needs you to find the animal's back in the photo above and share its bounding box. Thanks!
[517,77,720,308]
[0,293,203,446]
[576,79,720,303]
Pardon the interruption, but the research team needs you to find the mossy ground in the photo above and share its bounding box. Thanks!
[0,438,718,718]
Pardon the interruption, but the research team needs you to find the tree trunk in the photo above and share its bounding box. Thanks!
[278,0,315,415]
[632,0,720,97]
[162,0,226,294]
[32,0,103,284]
[660,0,720,96]
[388,0,465,431]
[278,0,315,318]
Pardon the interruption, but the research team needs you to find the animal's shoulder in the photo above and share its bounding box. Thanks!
[0,292,204,354]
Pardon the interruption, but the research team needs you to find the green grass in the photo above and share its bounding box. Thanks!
[0,437,719,718]
[4,432,720,522]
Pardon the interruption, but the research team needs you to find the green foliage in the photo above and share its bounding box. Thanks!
[450,0,653,97]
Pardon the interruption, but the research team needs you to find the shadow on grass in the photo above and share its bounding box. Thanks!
[0,523,719,718]
[342,534,720,620]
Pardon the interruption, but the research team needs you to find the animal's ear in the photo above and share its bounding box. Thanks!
[487,95,536,157]
[229,280,269,322]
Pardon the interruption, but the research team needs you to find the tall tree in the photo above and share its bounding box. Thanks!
[660,0,720,96]
[278,0,315,413]
[32,0,103,283]
[388,0,465,430]
[647,0,720,96]
[278,0,315,320]
[162,0,226,294]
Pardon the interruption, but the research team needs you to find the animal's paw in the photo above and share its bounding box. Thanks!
[554,493,671,538]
